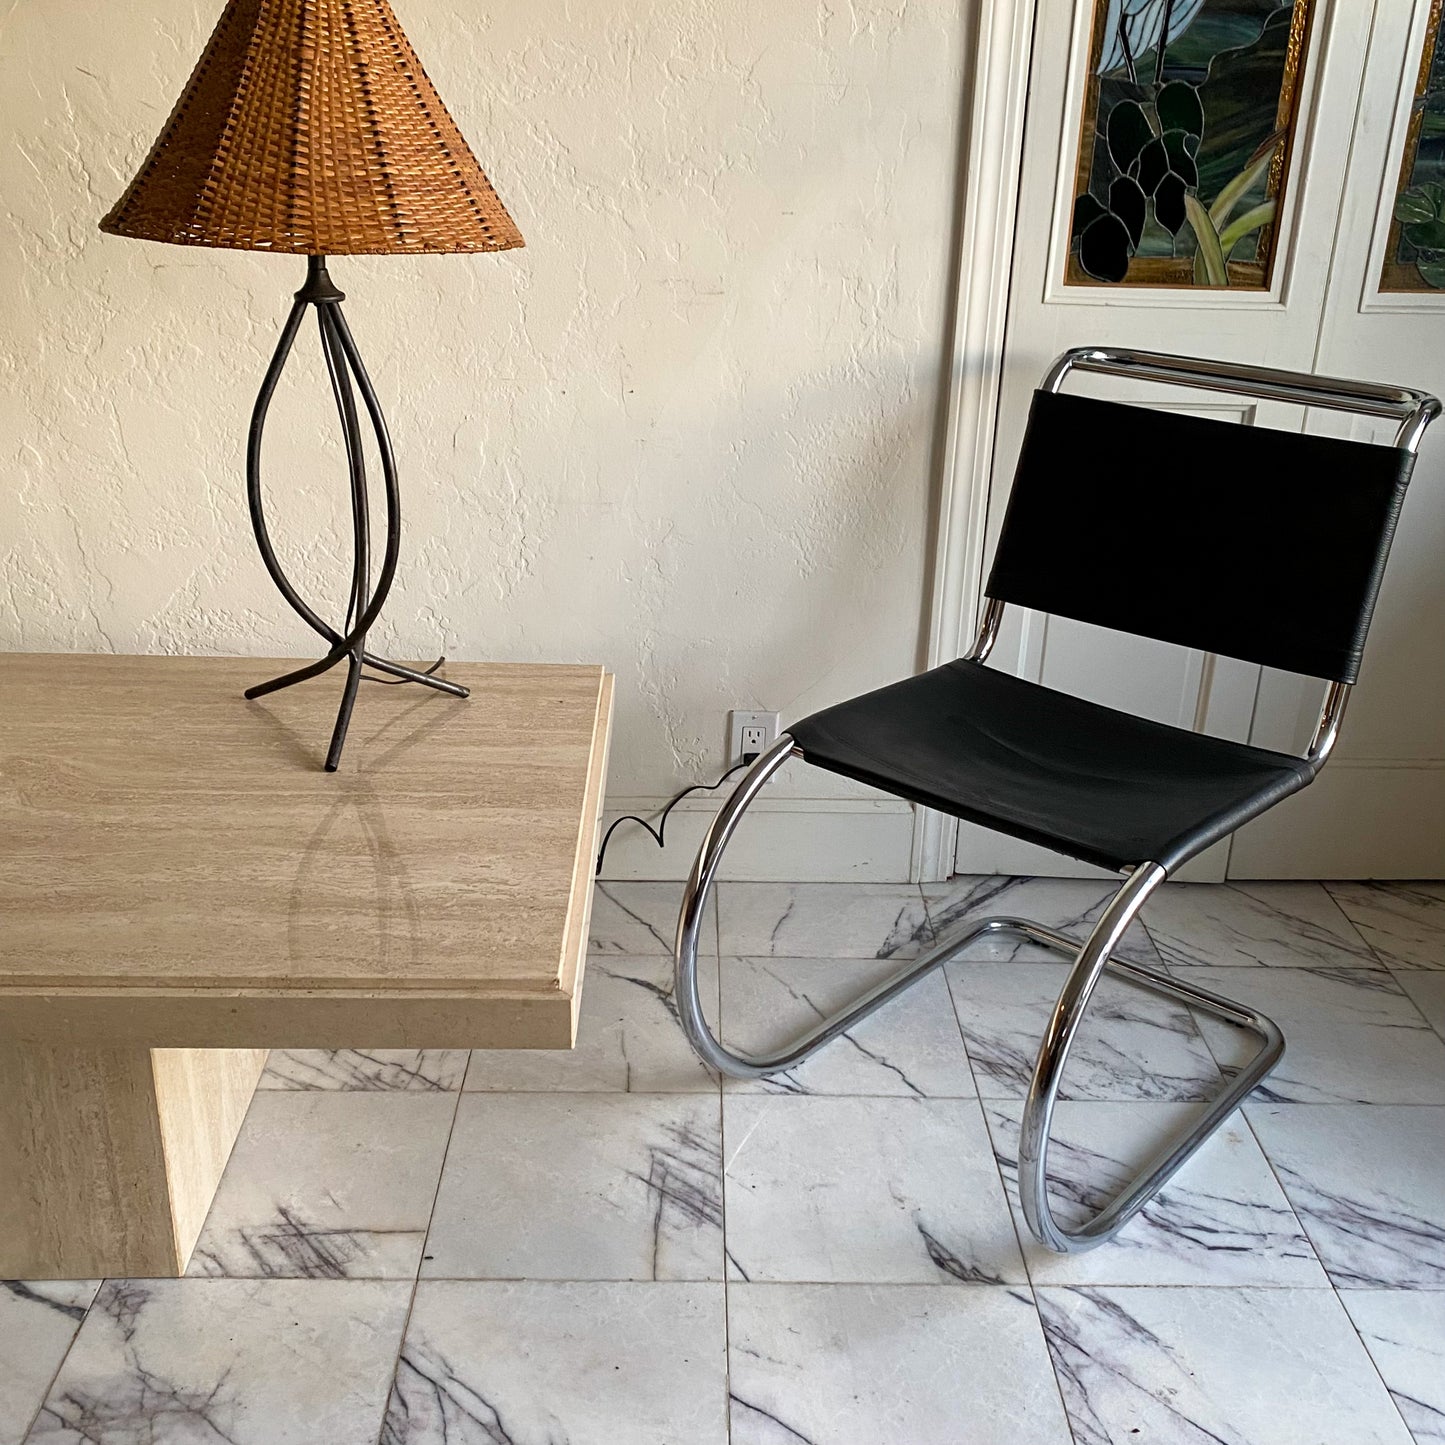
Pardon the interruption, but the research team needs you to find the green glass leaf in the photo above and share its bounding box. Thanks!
[1107,101,1153,171]
[1155,173,1187,236]
[1072,192,1108,241]
[1163,129,1199,190]
[1109,175,1147,247]
[1423,181,1445,208]
[1417,260,1445,288]
[1137,137,1169,196]
[1404,218,1445,250]
[1079,214,1133,283]
[1156,81,1204,139]
[1394,188,1436,225]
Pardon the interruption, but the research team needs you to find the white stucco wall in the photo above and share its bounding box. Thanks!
[0,0,969,878]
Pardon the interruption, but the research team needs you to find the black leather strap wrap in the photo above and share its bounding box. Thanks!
[986,391,1416,683]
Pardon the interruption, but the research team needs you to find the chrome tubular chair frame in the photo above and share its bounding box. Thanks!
[673,743,1283,1253]
[674,347,1439,1254]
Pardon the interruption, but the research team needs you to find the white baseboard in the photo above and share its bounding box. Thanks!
[600,761,1445,884]
[596,795,917,882]
[951,821,1229,882]
[954,763,1445,883]
[1228,761,1445,879]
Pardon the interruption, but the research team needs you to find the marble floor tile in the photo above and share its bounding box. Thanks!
[423,1093,723,1280]
[983,1101,1326,1286]
[728,1283,1072,1445]
[1395,968,1445,1040]
[1144,881,1380,969]
[717,882,933,959]
[187,1092,456,1278]
[1342,1290,1445,1444]
[1326,881,1445,969]
[590,881,708,955]
[1246,1104,1445,1289]
[258,1048,468,1091]
[381,1281,727,1444]
[923,875,1158,963]
[946,960,1220,1101]
[718,956,975,1097]
[0,1282,96,1445]
[1178,966,1445,1104]
[1037,1285,1414,1445]
[28,1279,410,1445]
[464,957,719,1093]
[722,1095,1025,1284]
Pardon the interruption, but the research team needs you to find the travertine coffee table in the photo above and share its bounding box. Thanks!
[0,654,612,1278]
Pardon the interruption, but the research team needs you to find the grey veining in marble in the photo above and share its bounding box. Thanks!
[381,1281,727,1444]
[464,957,718,1093]
[1327,881,1445,969]
[718,956,974,1097]
[946,959,1220,1101]
[423,1093,724,1280]
[1145,881,1380,969]
[1247,1104,1445,1289]
[1179,965,1445,1104]
[717,882,933,959]
[29,1279,410,1445]
[259,1049,468,1091]
[1396,968,1445,1041]
[0,1282,97,1445]
[1343,1290,1445,1444]
[728,1284,1073,1445]
[1038,1285,1415,1445]
[722,1095,1025,1284]
[923,875,1159,963]
[24,874,1445,1442]
[984,1101,1326,1286]
[187,1092,455,1278]
[590,882,713,955]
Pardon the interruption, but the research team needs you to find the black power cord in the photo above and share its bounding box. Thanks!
[595,759,752,876]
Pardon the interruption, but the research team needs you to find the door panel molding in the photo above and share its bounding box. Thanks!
[1358,0,1445,314]
[912,0,1039,882]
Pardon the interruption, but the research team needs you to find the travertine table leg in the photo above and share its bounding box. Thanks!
[0,1046,267,1278]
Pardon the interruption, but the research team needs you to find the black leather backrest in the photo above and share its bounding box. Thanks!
[985,390,1416,683]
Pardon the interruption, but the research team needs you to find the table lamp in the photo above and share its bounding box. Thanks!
[100,0,524,770]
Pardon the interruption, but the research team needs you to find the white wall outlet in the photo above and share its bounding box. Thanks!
[727,709,780,766]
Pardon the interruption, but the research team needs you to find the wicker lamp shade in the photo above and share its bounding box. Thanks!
[100,0,523,255]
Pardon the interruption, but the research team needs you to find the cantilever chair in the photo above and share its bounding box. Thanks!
[674,346,1440,1254]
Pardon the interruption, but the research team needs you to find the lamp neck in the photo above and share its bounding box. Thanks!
[296,254,345,305]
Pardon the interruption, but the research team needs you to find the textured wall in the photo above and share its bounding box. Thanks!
[0,0,968,811]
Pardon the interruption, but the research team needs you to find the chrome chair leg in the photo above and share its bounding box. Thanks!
[673,743,1285,1251]
[1013,865,1284,1252]
[672,734,1045,1080]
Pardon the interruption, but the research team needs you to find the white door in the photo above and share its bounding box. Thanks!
[1232,0,1445,876]
[954,0,1441,880]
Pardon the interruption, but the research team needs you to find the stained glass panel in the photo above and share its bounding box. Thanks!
[1065,0,1315,289]
[1380,0,1445,292]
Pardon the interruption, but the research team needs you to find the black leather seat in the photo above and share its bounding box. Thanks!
[791,658,1314,873]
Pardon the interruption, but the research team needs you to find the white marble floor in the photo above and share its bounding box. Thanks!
[5,876,1445,1444]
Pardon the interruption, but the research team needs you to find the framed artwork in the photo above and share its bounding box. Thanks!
[1380,0,1445,291]
[1065,0,1315,289]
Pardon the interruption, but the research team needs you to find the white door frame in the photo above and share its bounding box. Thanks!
[911,0,1039,883]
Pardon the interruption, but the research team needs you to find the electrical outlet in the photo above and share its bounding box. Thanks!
[727,709,780,765]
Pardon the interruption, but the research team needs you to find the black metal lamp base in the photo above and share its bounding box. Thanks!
[243,255,468,771]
